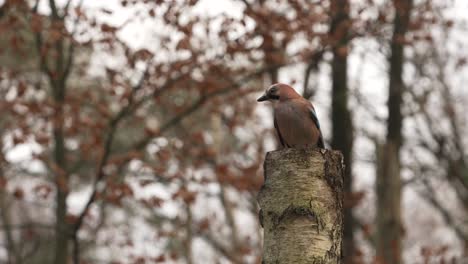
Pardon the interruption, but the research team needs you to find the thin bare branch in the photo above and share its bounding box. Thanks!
[418,178,468,243]
[70,62,152,264]
[63,0,73,17]
[133,63,288,151]
[49,0,59,19]
[62,0,84,80]
[32,0,40,12]
[303,49,325,100]
[199,233,243,263]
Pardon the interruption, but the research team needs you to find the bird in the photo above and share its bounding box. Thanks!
[257,83,325,149]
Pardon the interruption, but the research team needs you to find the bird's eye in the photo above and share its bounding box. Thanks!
[270,87,277,93]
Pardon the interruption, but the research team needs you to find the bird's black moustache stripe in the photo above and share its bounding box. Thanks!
[270,95,280,100]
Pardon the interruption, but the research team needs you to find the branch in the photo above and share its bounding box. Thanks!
[219,184,241,250]
[32,0,40,12]
[32,19,54,85]
[70,64,151,264]
[49,0,59,19]
[63,0,73,17]
[199,233,243,263]
[354,217,376,248]
[303,49,325,100]
[70,62,288,264]
[21,237,41,262]
[133,63,287,151]
[408,47,468,209]
[62,0,84,81]
[141,201,242,263]
[418,178,468,244]
[184,204,194,264]
[73,88,146,221]
[239,0,253,10]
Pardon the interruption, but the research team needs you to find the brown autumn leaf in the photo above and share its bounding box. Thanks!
[156,149,171,162]
[121,183,134,196]
[13,187,24,200]
[172,187,197,204]
[125,239,134,247]
[73,6,84,18]
[105,192,123,207]
[169,251,178,260]
[141,196,164,208]
[456,57,467,69]
[101,23,118,34]
[216,164,229,175]
[49,28,63,42]
[232,176,252,191]
[216,165,235,185]
[191,131,205,144]
[153,255,166,262]
[188,0,198,6]
[445,20,454,28]
[133,256,145,264]
[144,126,160,137]
[198,218,210,231]
[134,48,154,61]
[176,36,191,50]
[203,147,216,158]
[66,214,78,224]
[30,14,43,33]
[361,223,373,238]
[394,34,410,45]
[22,228,37,240]
[96,104,111,118]
[344,190,366,209]
[0,177,7,189]
[239,246,252,256]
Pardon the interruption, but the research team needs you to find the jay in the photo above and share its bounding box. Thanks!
[257,83,325,149]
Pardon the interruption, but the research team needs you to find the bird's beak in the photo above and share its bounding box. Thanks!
[257,94,268,102]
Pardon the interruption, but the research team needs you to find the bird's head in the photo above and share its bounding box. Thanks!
[257,83,301,102]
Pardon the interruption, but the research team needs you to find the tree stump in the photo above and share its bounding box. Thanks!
[258,148,344,264]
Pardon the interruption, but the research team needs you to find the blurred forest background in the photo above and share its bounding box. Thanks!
[0,0,467,263]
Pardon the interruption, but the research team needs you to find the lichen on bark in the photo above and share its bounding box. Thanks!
[258,148,344,264]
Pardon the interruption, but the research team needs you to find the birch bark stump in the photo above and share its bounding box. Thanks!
[258,148,344,264]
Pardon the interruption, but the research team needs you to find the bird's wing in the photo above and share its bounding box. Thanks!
[274,116,287,147]
[309,105,325,148]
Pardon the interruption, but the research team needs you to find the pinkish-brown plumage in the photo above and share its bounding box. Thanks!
[257,83,324,148]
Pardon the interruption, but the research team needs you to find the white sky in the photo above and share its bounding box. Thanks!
[2,0,468,262]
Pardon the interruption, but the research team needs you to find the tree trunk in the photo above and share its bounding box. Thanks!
[329,0,354,262]
[258,148,344,264]
[50,44,69,264]
[375,1,412,263]
[51,76,69,264]
[53,119,69,264]
[41,2,72,262]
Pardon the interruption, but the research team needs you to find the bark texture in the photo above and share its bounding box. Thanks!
[258,148,344,264]
[375,1,413,263]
